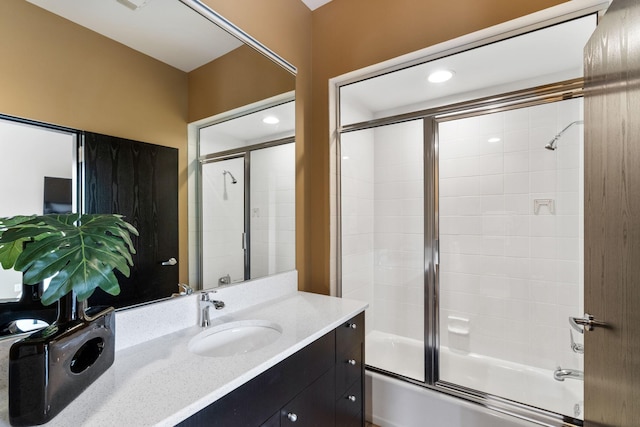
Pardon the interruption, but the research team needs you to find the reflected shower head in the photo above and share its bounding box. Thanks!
[545,120,584,151]
[223,170,237,184]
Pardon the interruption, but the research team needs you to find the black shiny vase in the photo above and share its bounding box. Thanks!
[8,294,115,426]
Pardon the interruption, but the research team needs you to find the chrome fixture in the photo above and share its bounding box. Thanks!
[569,312,608,333]
[545,120,584,150]
[218,274,231,286]
[553,367,584,382]
[569,330,584,354]
[161,257,177,266]
[199,291,225,327]
[223,170,238,184]
[178,283,193,295]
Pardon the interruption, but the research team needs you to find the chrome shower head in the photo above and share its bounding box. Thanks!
[545,120,584,151]
[223,170,237,184]
[545,136,560,151]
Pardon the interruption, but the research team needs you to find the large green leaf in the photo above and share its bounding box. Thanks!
[0,213,138,306]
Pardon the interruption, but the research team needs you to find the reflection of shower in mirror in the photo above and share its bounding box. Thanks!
[223,170,238,184]
[222,170,237,200]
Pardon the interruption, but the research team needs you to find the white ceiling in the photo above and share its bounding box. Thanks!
[26,0,243,72]
[200,101,296,152]
[301,0,333,11]
[340,14,597,122]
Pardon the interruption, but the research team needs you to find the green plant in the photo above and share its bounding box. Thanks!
[0,213,138,306]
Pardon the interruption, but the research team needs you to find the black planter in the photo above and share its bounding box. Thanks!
[8,294,115,426]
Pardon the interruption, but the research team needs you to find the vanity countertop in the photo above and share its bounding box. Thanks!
[0,291,367,426]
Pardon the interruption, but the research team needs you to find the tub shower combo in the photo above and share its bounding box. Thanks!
[337,13,596,427]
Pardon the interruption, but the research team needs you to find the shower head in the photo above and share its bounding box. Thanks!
[545,136,560,151]
[223,170,237,184]
[545,120,584,151]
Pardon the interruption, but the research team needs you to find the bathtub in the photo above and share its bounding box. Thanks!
[365,331,583,427]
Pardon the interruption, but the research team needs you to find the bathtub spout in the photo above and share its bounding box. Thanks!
[553,367,583,382]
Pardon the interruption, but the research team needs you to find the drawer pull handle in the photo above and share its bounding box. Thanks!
[287,412,298,422]
[347,359,357,366]
[347,395,357,402]
[346,323,357,329]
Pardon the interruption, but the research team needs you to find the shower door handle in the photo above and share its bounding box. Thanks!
[569,313,608,333]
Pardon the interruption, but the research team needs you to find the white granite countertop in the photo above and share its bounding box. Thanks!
[0,289,367,426]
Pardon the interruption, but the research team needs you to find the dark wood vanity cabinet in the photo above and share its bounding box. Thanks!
[335,313,365,427]
[177,312,364,427]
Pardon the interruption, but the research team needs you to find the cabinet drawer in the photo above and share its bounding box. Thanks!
[335,378,363,427]
[336,342,362,396]
[336,312,364,358]
[280,368,335,427]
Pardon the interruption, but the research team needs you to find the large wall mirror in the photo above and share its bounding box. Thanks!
[0,0,295,335]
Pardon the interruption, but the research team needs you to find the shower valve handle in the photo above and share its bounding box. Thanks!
[569,313,608,333]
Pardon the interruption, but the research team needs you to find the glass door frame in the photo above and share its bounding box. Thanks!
[336,79,586,427]
[199,153,249,283]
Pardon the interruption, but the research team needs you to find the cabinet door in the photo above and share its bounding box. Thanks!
[336,379,363,427]
[84,132,179,308]
[281,369,335,427]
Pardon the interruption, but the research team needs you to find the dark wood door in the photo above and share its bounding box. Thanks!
[584,0,640,425]
[83,132,178,308]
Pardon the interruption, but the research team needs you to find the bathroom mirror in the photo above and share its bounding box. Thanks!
[0,0,295,328]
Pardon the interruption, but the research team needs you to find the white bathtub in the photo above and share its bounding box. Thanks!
[365,331,583,427]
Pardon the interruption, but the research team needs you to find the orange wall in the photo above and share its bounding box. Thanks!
[0,0,189,282]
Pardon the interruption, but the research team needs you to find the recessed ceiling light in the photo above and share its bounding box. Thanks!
[427,70,455,83]
[262,116,280,125]
[488,137,501,143]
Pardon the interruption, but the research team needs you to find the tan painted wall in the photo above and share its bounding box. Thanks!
[188,45,295,122]
[0,0,189,282]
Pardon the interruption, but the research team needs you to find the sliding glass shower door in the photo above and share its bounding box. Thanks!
[340,119,425,382]
[339,96,584,421]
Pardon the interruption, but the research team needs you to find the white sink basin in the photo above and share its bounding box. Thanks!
[188,320,282,357]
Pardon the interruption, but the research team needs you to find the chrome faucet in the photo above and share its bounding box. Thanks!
[554,367,584,382]
[199,291,225,327]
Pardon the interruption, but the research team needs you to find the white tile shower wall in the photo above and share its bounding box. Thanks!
[201,158,245,287]
[372,120,424,342]
[438,98,583,371]
[341,128,375,336]
[250,144,296,278]
[341,119,425,344]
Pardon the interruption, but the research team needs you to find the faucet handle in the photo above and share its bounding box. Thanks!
[570,329,584,354]
[178,283,193,295]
